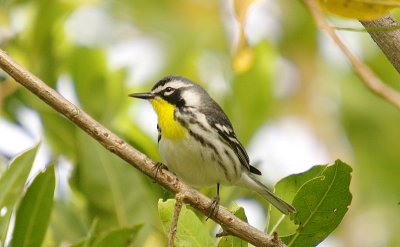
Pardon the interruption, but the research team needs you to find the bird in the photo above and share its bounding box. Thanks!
[129,75,295,215]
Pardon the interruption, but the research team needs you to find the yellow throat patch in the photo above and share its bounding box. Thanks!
[150,98,187,140]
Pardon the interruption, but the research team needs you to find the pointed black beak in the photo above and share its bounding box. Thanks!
[128,92,154,100]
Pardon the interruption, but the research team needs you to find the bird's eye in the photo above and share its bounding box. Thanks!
[165,87,174,93]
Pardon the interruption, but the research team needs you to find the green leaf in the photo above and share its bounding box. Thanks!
[41,112,77,159]
[218,204,248,247]
[70,240,86,247]
[70,218,99,247]
[73,132,161,230]
[68,47,125,122]
[158,199,215,247]
[267,165,326,235]
[282,160,352,247]
[71,225,143,247]
[23,0,68,87]
[0,144,39,245]
[93,225,143,247]
[11,165,56,247]
[50,201,88,245]
[113,113,160,161]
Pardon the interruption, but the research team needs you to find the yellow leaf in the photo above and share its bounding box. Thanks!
[232,47,254,74]
[318,0,400,20]
[232,0,255,74]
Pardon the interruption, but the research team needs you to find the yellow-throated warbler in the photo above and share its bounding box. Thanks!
[129,75,295,215]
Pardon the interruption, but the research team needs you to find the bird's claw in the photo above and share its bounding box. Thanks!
[206,196,220,220]
[153,162,168,180]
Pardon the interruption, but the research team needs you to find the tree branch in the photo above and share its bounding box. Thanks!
[168,193,185,247]
[360,14,400,74]
[0,49,286,247]
[303,0,400,110]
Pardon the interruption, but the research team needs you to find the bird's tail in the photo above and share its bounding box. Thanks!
[244,174,296,215]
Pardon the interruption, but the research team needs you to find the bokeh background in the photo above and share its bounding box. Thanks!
[1,0,399,246]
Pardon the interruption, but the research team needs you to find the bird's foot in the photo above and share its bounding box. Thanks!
[152,162,168,180]
[206,196,220,220]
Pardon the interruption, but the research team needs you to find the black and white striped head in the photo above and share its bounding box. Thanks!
[129,75,211,108]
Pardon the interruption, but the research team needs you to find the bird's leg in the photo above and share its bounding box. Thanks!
[152,162,168,180]
[207,183,220,220]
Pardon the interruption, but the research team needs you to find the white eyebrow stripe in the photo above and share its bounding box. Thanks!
[152,80,192,93]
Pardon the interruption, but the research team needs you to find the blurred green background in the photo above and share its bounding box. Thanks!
[1,0,399,246]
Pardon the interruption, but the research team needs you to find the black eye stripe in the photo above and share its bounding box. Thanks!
[158,87,185,106]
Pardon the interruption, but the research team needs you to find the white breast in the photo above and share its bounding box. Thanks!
[158,132,241,187]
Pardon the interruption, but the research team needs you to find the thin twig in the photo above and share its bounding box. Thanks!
[303,0,400,109]
[168,193,185,247]
[0,49,285,247]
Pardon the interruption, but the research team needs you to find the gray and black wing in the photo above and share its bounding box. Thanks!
[202,101,261,175]
[213,121,261,175]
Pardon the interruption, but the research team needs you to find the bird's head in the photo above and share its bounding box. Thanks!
[129,75,207,109]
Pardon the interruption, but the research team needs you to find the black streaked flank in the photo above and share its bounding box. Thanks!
[188,117,208,132]
[210,153,229,181]
[157,124,161,143]
[175,116,189,128]
[175,110,208,132]
[187,129,231,181]
[188,130,218,155]
[177,108,209,132]
[218,160,230,182]
[224,149,239,176]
